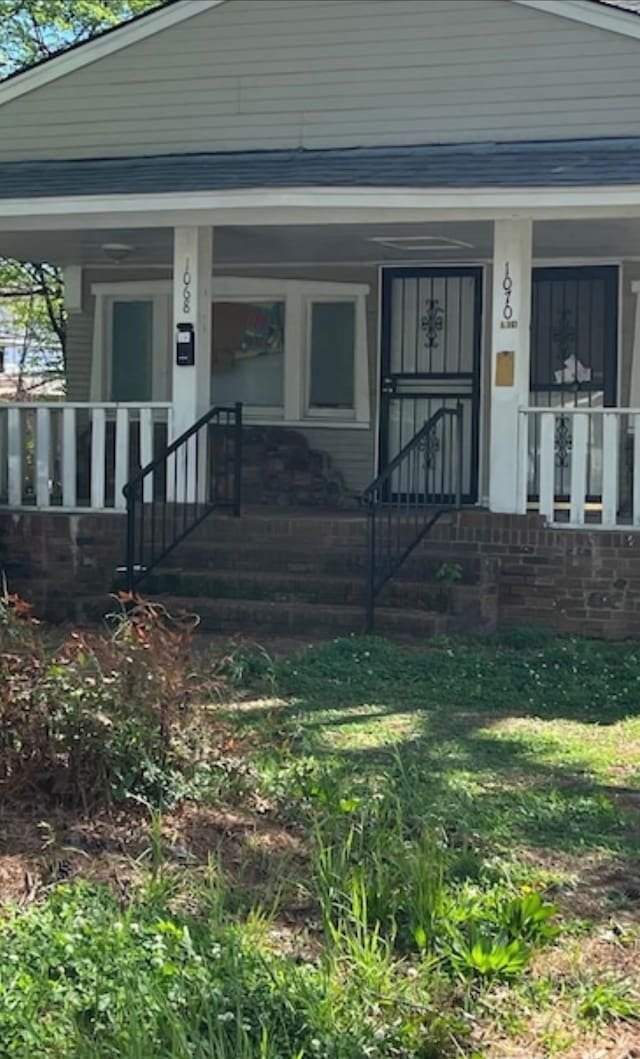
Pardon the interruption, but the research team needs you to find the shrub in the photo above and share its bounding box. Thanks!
[0,594,221,807]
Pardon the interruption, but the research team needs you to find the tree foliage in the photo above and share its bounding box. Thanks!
[0,260,64,393]
[0,0,162,76]
[0,0,164,394]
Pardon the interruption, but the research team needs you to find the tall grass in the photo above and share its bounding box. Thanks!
[310,775,558,985]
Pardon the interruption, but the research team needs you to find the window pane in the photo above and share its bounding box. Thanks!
[211,301,284,407]
[112,300,152,402]
[309,302,355,409]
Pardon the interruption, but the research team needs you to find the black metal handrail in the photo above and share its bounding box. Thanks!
[123,402,242,591]
[362,405,464,631]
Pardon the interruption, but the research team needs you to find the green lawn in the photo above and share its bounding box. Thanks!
[1,627,639,1057]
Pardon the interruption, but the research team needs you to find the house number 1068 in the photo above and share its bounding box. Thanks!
[182,258,192,315]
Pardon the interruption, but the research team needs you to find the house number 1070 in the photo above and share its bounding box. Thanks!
[500,261,518,329]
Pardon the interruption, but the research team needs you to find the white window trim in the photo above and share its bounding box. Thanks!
[302,295,368,423]
[91,277,371,428]
[91,290,170,402]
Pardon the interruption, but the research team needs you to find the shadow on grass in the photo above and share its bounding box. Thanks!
[260,633,640,727]
[298,717,635,856]
[222,635,640,887]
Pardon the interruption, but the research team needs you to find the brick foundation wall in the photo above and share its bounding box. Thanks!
[431,510,640,640]
[0,512,124,622]
[1,508,640,639]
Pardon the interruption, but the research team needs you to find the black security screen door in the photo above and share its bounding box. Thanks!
[528,265,618,502]
[379,267,482,502]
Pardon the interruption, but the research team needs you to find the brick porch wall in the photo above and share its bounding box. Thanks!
[431,510,640,640]
[0,512,124,622]
[1,509,639,639]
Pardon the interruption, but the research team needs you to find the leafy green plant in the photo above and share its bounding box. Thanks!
[577,980,640,1023]
[434,562,463,613]
[434,562,463,587]
[215,640,276,691]
[449,933,531,979]
[500,890,560,944]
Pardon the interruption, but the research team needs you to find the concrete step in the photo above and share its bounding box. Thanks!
[126,567,484,613]
[150,595,450,639]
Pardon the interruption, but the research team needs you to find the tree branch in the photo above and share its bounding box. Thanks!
[32,263,66,369]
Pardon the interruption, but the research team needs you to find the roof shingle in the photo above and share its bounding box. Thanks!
[1,137,640,200]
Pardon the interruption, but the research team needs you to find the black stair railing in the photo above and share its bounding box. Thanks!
[123,402,242,591]
[362,404,464,631]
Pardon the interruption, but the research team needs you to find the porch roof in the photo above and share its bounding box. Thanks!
[3,137,640,200]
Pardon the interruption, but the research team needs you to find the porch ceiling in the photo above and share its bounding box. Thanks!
[2,218,640,268]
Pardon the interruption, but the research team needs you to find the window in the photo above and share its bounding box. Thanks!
[91,277,370,426]
[89,287,170,402]
[111,300,153,402]
[308,301,356,411]
[211,300,284,408]
[208,279,369,425]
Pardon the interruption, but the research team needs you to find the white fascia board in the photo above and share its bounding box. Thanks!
[0,0,226,106]
[3,185,640,229]
[516,0,640,40]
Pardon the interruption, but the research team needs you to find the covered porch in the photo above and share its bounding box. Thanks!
[2,214,640,529]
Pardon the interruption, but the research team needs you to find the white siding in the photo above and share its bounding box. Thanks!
[2,0,640,161]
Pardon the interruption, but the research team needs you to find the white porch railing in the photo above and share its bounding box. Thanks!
[519,407,640,529]
[0,402,173,511]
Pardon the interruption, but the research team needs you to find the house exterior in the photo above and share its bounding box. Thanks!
[3,0,640,636]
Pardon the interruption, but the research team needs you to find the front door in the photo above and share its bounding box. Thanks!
[380,267,482,502]
[528,265,618,503]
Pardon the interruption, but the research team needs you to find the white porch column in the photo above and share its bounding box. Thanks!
[171,226,213,440]
[489,218,533,514]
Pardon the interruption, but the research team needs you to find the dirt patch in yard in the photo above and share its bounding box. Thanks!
[0,799,310,913]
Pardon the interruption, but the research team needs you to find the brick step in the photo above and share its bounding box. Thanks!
[165,540,483,583]
[183,512,367,547]
[147,595,450,639]
[125,567,483,612]
[180,511,462,549]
